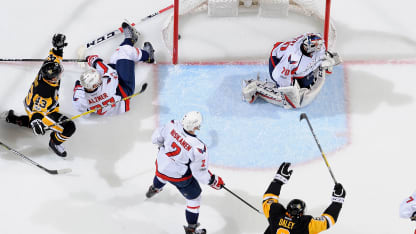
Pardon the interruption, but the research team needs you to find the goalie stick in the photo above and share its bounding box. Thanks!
[299,113,338,184]
[0,140,72,175]
[84,5,173,49]
[45,82,148,130]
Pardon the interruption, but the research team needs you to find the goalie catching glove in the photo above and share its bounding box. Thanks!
[274,162,293,184]
[209,174,224,190]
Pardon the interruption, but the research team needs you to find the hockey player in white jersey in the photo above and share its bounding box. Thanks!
[72,22,154,116]
[400,191,416,221]
[242,33,341,109]
[146,111,225,234]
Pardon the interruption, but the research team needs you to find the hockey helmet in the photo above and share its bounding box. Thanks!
[182,111,202,132]
[302,33,324,54]
[286,199,306,218]
[80,68,101,90]
[40,61,62,82]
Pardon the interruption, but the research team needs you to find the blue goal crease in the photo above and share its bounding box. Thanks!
[157,64,347,169]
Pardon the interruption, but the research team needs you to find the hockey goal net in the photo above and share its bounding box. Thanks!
[162,0,336,64]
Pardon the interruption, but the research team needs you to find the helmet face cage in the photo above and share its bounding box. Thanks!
[181,111,203,132]
[40,61,62,82]
[303,33,324,53]
[80,69,101,90]
[287,199,306,218]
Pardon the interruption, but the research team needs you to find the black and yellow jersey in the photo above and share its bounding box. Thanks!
[262,181,342,234]
[24,48,63,121]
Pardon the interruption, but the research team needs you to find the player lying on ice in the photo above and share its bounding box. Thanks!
[72,22,154,116]
[242,33,342,109]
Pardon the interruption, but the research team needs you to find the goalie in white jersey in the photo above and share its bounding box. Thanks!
[146,111,224,234]
[400,191,416,222]
[242,33,342,109]
[72,22,154,116]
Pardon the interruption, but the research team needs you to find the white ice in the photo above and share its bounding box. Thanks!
[0,0,415,233]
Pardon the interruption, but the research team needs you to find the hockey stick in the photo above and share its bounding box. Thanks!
[223,186,262,214]
[84,5,173,49]
[299,113,337,184]
[0,140,72,175]
[0,58,86,62]
[45,83,148,130]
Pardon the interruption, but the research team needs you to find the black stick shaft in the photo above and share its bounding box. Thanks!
[223,186,262,214]
[0,58,86,62]
[300,113,338,184]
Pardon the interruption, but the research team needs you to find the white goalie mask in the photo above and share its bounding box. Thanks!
[182,111,203,132]
[302,33,324,54]
[80,68,101,90]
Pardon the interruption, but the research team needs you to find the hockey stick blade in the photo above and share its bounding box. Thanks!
[0,141,72,175]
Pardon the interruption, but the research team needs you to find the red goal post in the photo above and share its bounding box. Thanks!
[164,0,335,64]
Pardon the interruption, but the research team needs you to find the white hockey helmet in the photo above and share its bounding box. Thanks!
[302,33,324,54]
[80,68,101,90]
[182,111,203,132]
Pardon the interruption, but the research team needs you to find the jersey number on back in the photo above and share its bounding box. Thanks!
[90,97,116,115]
[166,142,181,157]
[276,228,290,234]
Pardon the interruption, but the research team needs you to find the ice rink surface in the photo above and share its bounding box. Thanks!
[1,0,416,233]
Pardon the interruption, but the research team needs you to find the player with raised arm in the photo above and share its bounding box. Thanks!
[72,22,154,116]
[400,191,416,223]
[1,34,75,157]
[145,111,224,234]
[242,33,342,109]
[263,162,345,234]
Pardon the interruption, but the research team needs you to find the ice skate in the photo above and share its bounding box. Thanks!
[183,223,207,234]
[49,140,67,157]
[0,109,15,123]
[145,185,162,198]
[121,22,140,45]
[142,42,155,63]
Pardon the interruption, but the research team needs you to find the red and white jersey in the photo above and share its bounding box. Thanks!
[72,61,128,116]
[400,192,416,219]
[152,120,212,185]
[270,33,326,87]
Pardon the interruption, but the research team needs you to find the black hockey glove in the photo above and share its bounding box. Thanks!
[52,33,68,50]
[30,119,46,136]
[274,162,292,184]
[331,183,346,204]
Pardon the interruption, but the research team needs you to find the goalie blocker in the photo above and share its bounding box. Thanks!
[242,52,341,109]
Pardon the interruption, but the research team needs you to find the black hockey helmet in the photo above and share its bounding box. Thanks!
[40,61,62,81]
[286,199,306,218]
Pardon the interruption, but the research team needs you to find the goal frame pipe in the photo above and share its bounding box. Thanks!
[173,0,179,64]
[324,0,331,50]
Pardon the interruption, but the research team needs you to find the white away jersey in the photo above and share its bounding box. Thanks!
[152,120,212,185]
[72,61,129,116]
[400,192,416,219]
[270,33,326,87]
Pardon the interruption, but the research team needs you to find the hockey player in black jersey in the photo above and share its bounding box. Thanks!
[1,34,75,157]
[263,162,345,234]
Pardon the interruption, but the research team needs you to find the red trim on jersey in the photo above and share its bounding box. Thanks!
[155,161,193,182]
[117,84,130,112]
[97,61,109,73]
[284,94,296,108]
[269,42,282,68]
[187,205,200,210]
[135,47,141,56]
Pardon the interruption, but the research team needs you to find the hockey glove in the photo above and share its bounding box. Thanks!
[52,33,68,50]
[86,55,102,68]
[274,162,292,184]
[209,174,224,190]
[30,119,46,136]
[331,183,346,204]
